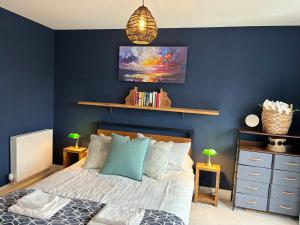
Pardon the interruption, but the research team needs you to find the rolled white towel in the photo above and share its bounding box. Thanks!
[266,101,273,110]
[263,99,270,106]
[88,205,145,225]
[8,194,70,220]
[263,99,292,113]
[280,102,289,109]
[17,190,58,210]
[271,103,276,110]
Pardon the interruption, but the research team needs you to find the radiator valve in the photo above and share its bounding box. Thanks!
[8,173,14,184]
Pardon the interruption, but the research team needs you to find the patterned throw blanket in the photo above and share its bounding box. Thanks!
[0,189,185,225]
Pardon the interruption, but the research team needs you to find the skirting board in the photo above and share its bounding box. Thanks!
[0,164,62,196]
[199,186,232,201]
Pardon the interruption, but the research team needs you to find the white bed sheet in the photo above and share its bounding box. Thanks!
[31,159,194,224]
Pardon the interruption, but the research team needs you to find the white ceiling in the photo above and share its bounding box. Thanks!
[1,0,300,30]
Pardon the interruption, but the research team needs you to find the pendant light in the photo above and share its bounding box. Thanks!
[126,0,158,45]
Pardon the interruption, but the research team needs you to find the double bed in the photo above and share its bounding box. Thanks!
[0,128,195,224]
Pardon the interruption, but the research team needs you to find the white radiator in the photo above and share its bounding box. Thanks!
[10,129,53,183]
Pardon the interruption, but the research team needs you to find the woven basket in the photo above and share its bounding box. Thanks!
[261,109,293,134]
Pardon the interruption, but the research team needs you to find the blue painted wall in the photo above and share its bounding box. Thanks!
[0,8,54,186]
[1,7,300,189]
[54,27,300,189]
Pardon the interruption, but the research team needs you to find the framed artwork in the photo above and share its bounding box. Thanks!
[118,46,188,83]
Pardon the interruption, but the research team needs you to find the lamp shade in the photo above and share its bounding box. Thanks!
[202,149,218,157]
[68,133,81,139]
[126,5,158,45]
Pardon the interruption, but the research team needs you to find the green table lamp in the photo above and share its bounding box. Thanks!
[202,148,218,167]
[68,133,81,148]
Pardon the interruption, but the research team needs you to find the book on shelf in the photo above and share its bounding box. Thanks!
[125,87,171,108]
[133,91,161,107]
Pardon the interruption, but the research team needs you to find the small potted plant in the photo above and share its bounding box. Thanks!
[68,133,81,148]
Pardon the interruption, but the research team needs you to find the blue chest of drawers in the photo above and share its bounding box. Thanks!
[232,129,300,217]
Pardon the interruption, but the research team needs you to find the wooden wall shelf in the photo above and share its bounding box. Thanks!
[77,101,219,117]
[239,128,300,139]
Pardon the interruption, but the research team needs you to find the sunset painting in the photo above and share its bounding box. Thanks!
[118,46,188,83]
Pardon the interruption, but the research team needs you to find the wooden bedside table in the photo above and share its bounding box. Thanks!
[194,162,221,206]
[63,146,87,168]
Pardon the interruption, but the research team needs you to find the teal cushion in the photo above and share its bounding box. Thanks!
[101,133,150,181]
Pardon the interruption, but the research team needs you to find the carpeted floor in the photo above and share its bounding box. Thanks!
[189,200,299,225]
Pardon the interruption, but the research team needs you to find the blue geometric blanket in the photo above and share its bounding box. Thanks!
[0,189,185,225]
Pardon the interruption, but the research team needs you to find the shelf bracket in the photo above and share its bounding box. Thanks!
[109,107,113,114]
[182,113,185,119]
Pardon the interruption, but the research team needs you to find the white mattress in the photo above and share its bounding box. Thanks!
[31,159,194,224]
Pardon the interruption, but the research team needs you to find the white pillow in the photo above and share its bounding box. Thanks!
[137,133,174,179]
[137,133,192,175]
[136,133,144,139]
[184,154,194,170]
[182,154,194,174]
[163,155,194,176]
[166,142,191,171]
[99,133,112,142]
[83,134,111,169]
[144,141,174,179]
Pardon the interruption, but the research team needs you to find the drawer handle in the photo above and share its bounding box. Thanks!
[285,162,299,167]
[249,157,262,161]
[284,177,296,181]
[245,201,256,205]
[247,186,258,190]
[249,172,261,176]
[279,205,292,210]
[282,191,294,195]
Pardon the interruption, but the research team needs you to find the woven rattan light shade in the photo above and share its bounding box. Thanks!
[126,5,158,45]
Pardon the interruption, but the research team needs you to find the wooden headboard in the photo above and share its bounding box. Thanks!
[97,129,192,155]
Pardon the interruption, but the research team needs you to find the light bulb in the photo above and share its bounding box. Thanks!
[138,16,146,32]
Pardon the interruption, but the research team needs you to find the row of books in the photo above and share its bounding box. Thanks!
[133,91,161,107]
